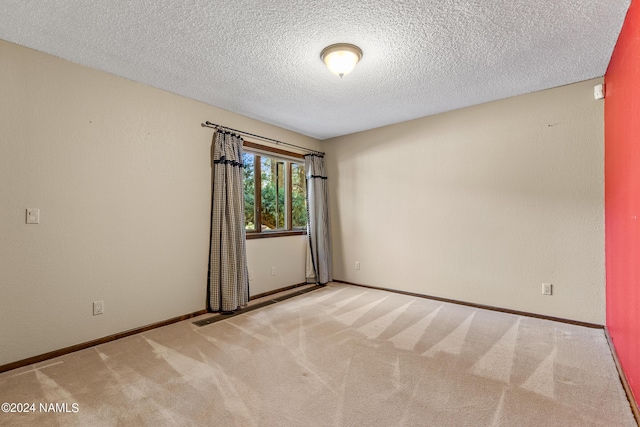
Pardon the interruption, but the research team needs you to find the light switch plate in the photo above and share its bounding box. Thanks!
[26,208,40,224]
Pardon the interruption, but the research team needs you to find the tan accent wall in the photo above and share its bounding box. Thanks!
[324,79,605,324]
[0,39,318,366]
[0,36,606,366]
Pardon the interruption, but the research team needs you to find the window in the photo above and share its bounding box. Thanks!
[243,142,307,238]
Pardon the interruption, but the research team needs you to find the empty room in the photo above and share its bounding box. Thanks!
[0,0,638,425]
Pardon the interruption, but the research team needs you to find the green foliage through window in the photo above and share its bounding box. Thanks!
[243,153,255,230]
[243,149,306,234]
[291,163,306,229]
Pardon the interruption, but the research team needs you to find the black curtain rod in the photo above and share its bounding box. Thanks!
[201,121,324,156]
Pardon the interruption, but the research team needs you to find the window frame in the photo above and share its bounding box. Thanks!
[243,141,307,240]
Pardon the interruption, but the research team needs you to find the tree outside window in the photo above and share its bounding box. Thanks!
[243,145,306,238]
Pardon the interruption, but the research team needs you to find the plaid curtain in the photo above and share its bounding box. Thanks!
[208,130,249,312]
[305,153,333,285]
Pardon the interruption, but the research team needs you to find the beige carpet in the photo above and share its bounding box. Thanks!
[0,283,635,426]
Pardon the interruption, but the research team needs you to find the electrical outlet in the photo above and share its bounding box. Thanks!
[542,283,552,296]
[93,300,104,315]
[355,261,360,270]
[271,267,276,276]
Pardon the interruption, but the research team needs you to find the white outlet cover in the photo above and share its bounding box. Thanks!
[93,300,104,315]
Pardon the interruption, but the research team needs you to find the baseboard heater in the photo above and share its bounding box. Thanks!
[193,285,323,327]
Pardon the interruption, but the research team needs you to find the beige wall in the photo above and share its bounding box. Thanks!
[0,39,319,366]
[324,79,605,324]
[0,36,606,366]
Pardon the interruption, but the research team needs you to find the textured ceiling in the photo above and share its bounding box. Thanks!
[0,0,631,140]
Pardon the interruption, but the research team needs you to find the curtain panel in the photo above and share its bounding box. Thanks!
[305,153,333,285]
[208,130,249,312]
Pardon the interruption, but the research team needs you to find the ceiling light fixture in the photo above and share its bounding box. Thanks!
[320,43,363,78]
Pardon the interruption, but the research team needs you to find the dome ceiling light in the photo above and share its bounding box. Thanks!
[320,43,363,78]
